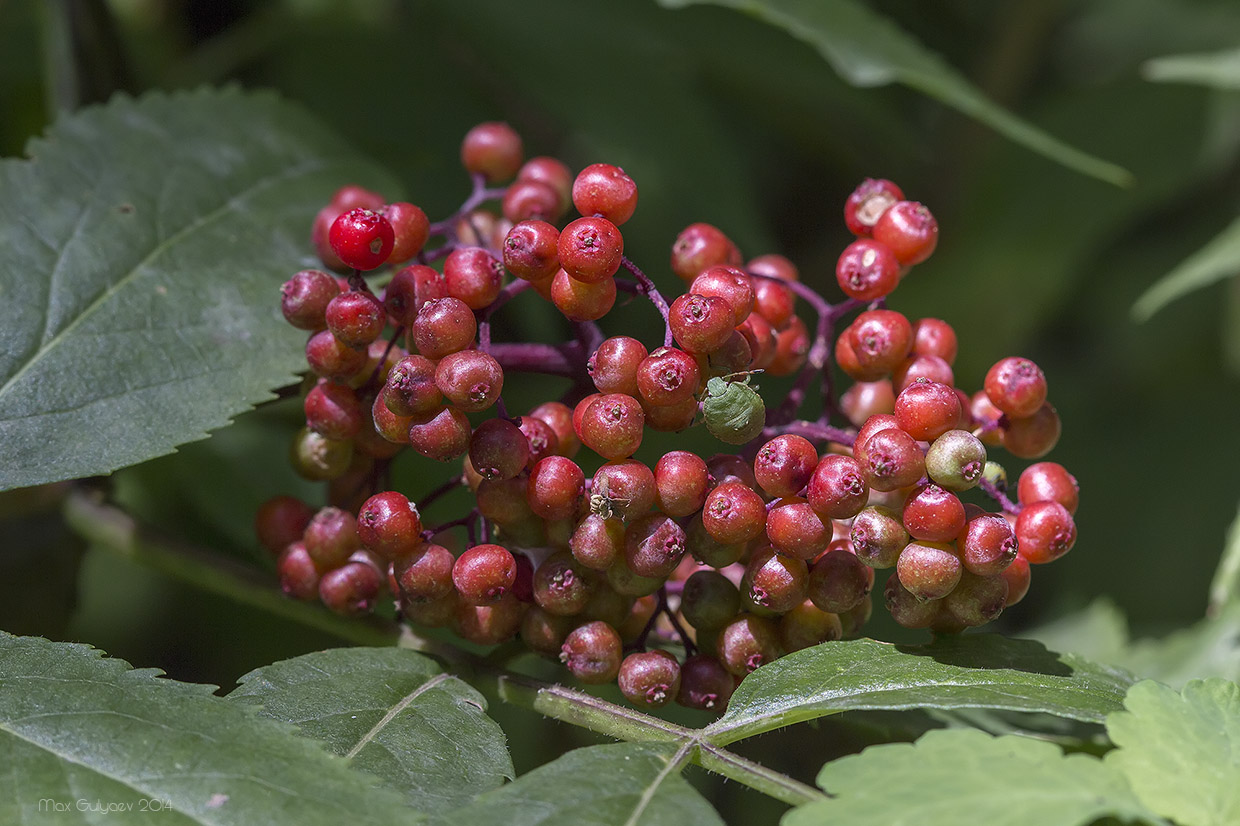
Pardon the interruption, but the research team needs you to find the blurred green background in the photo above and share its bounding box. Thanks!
[3,0,1240,820]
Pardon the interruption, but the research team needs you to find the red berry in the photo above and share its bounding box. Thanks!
[527,456,586,520]
[255,496,314,556]
[806,454,869,519]
[691,265,755,327]
[381,202,430,265]
[469,418,531,481]
[357,491,422,560]
[454,543,518,605]
[550,269,617,322]
[702,480,766,545]
[281,269,341,330]
[591,459,656,521]
[383,355,442,417]
[413,296,477,359]
[461,122,524,182]
[503,220,561,282]
[897,540,962,601]
[319,561,382,615]
[328,208,395,271]
[304,380,363,441]
[854,426,925,492]
[848,309,914,375]
[670,293,735,354]
[1015,501,1077,564]
[517,156,572,211]
[443,246,504,310]
[277,541,321,600]
[670,222,741,281]
[435,350,504,412]
[873,200,938,265]
[911,317,957,364]
[836,238,900,301]
[635,346,699,407]
[502,178,563,223]
[325,290,386,348]
[808,542,874,613]
[766,497,831,560]
[559,620,623,683]
[894,379,963,441]
[677,654,735,712]
[1002,402,1061,459]
[844,178,904,237]
[558,216,624,284]
[408,406,472,461]
[754,434,819,499]
[1017,461,1079,514]
[984,357,1048,419]
[579,393,644,460]
[618,650,680,709]
[654,451,711,518]
[901,484,966,543]
[572,163,639,225]
[624,513,688,579]
[960,512,1018,576]
[718,614,784,676]
[589,336,648,396]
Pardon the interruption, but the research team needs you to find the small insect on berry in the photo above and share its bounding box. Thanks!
[588,475,631,521]
[701,372,766,445]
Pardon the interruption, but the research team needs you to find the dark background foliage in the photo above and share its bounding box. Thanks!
[2,1,1239,821]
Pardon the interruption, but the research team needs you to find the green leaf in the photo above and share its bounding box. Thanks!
[432,742,721,826]
[656,0,1132,186]
[1132,212,1240,321]
[1144,47,1240,90]
[229,647,513,814]
[1106,679,1240,826]
[705,635,1135,745]
[0,633,420,824]
[1019,598,1132,667]
[784,728,1161,826]
[1208,499,1240,616]
[0,87,397,492]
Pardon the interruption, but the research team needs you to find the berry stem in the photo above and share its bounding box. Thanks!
[489,341,589,379]
[619,255,674,348]
[764,419,856,448]
[417,475,464,513]
[978,477,1022,515]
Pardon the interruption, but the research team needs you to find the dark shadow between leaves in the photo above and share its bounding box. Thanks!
[894,634,1073,677]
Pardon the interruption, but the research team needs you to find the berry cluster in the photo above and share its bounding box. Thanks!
[254,125,1080,713]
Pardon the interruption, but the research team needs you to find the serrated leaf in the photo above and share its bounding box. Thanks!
[1132,212,1240,321]
[783,728,1160,826]
[1144,47,1240,90]
[656,0,1132,186]
[1106,679,1240,826]
[0,633,420,824]
[0,87,397,492]
[1121,608,1240,688]
[229,647,513,814]
[1208,499,1240,616]
[432,742,721,826]
[705,635,1135,746]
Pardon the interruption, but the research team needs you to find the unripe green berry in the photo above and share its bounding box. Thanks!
[925,429,986,491]
[982,460,1008,490]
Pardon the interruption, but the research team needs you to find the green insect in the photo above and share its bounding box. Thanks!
[701,372,766,445]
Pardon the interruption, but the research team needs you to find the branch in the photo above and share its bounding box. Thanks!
[62,489,400,647]
[63,490,829,809]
